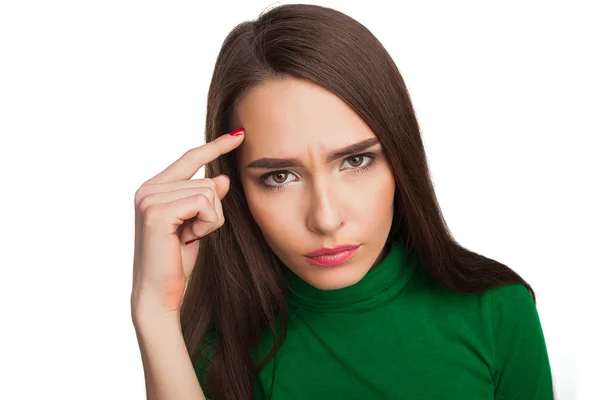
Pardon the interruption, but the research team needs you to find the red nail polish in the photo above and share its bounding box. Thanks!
[185,234,208,245]
[229,127,244,136]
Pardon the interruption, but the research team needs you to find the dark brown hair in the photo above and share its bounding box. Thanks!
[180,4,535,400]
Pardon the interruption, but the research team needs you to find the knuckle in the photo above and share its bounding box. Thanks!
[202,183,216,201]
[204,178,217,192]
[208,211,219,224]
[209,214,220,225]
[134,187,147,209]
[142,205,161,227]
[195,193,210,205]
[137,195,152,213]
[194,194,218,223]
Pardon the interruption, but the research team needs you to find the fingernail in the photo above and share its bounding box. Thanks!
[229,127,244,136]
[185,234,208,245]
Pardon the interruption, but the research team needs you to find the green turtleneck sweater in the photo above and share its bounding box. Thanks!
[196,241,554,399]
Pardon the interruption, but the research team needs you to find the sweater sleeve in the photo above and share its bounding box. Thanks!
[486,283,554,400]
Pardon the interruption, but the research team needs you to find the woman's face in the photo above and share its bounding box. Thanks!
[235,76,395,290]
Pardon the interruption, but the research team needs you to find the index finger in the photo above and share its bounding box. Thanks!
[144,127,245,185]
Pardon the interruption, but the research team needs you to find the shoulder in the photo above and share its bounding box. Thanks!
[478,282,542,350]
[482,283,537,329]
[413,278,540,340]
[481,284,553,393]
[481,285,554,398]
[484,282,534,303]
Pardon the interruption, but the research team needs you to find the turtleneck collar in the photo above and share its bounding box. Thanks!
[281,240,416,313]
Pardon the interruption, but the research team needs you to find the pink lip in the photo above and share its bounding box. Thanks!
[304,244,361,267]
[305,244,361,257]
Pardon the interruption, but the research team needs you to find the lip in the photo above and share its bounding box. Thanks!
[304,244,361,267]
[304,244,361,257]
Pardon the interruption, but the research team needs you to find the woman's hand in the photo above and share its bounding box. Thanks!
[131,128,245,318]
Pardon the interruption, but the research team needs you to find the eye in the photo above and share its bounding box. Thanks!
[342,155,369,169]
[263,171,297,187]
[259,153,377,192]
[341,154,376,171]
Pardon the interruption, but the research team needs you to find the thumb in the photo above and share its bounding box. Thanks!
[212,174,231,200]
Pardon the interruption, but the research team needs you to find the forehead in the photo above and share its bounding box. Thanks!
[234,77,375,161]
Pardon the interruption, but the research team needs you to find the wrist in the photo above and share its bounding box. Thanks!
[131,294,181,330]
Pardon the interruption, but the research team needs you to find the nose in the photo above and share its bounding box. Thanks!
[306,178,345,235]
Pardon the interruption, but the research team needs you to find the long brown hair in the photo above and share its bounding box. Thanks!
[180,4,535,400]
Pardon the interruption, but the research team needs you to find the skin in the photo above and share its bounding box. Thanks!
[235,76,396,290]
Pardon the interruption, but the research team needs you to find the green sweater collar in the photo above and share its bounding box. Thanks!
[282,240,415,313]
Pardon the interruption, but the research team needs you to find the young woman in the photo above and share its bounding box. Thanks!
[131,4,554,400]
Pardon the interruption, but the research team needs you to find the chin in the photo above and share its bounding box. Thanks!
[306,265,367,290]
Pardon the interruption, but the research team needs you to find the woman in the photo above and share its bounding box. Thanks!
[131,4,553,400]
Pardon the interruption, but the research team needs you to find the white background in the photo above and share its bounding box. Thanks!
[1,1,597,399]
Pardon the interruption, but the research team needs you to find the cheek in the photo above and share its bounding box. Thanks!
[357,169,395,220]
[243,185,293,237]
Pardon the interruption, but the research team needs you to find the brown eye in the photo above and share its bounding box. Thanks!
[271,171,288,184]
[347,155,364,167]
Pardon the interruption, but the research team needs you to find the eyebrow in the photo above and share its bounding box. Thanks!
[245,137,381,170]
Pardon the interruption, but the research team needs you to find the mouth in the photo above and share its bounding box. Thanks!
[303,244,361,267]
